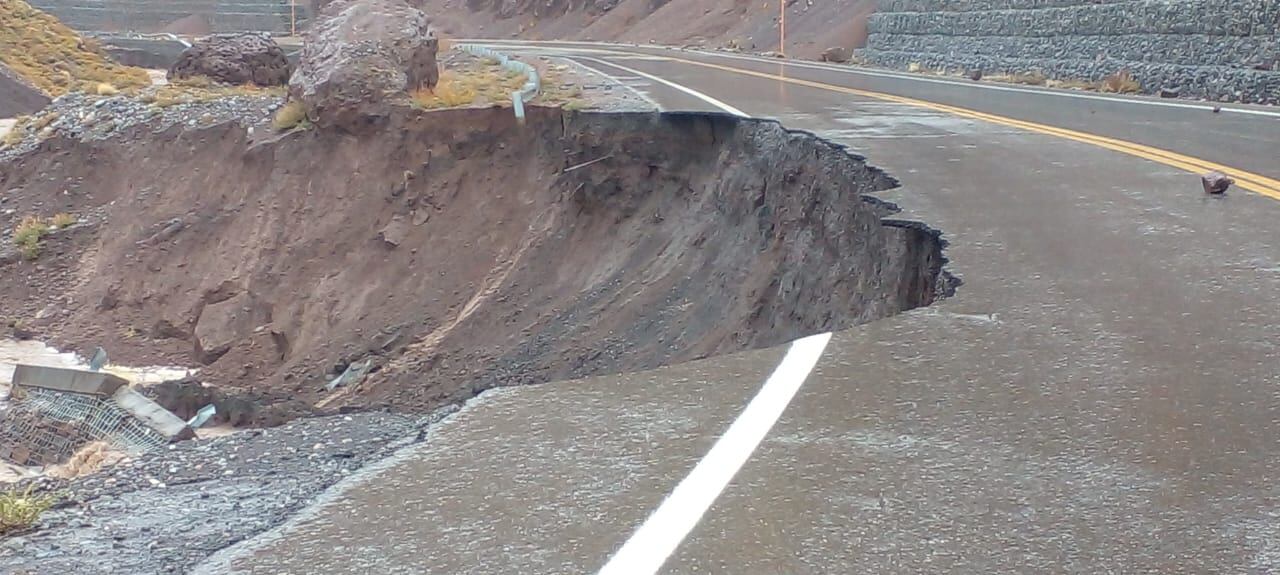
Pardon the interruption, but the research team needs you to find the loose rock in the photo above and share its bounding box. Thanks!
[168,33,292,87]
[820,46,852,63]
[1201,171,1234,195]
[288,0,440,130]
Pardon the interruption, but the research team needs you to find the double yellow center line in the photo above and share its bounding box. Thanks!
[665,56,1280,201]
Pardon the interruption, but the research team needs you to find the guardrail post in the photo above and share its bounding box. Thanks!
[458,43,540,121]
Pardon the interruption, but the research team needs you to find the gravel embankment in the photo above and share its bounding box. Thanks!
[0,408,457,574]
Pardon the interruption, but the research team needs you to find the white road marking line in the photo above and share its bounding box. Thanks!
[597,332,833,575]
[566,59,665,111]
[682,49,1280,118]
[573,57,750,117]
[468,39,1280,118]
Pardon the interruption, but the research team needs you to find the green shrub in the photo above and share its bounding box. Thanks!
[0,485,57,535]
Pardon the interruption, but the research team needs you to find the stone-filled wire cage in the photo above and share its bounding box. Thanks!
[27,0,313,36]
[0,386,169,467]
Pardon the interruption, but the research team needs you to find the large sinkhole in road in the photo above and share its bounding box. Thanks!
[0,107,949,418]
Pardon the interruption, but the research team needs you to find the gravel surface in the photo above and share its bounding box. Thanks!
[0,91,282,162]
[0,407,457,574]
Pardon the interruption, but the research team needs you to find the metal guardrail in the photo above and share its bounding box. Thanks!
[457,44,540,121]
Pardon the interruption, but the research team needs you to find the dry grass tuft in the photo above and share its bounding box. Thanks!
[49,212,77,229]
[13,215,50,260]
[1047,78,1101,91]
[11,212,77,260]
[272,101,309,131]
[0,0,150,96]
[46,442,125,480]
[1,117,29,148]
[411,67,527,110]
[145,82,284,110]
[987,71,1048,86]
[1102,69,1141,93]
[170,75,213,89]
[0,484,57,535]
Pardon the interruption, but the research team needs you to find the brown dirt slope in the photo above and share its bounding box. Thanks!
[422,0,878,59]
[0,0,149,98]
[0,107,947,419]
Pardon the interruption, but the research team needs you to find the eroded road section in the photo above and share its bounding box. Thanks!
[209,45,1280,574]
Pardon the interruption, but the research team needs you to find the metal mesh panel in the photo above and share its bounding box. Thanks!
[0,387,168,465]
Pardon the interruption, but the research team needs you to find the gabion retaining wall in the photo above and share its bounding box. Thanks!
[860,0,1280,104]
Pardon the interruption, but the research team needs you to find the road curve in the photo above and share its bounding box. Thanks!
[203,44,1280,574]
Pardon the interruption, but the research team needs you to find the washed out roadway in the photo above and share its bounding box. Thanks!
[202,45,1280,573]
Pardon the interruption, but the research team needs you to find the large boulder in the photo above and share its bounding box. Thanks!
[193,291,272,364]
[168,33,292,86]
[820,46,852,63]
[288,0,439,130]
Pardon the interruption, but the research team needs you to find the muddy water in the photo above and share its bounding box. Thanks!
[0,338,193,392]
[0,339,84,395]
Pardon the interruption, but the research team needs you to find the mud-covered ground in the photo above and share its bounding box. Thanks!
[0,408,455,574]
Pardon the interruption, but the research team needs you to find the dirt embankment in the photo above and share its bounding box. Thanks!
[0,106,949,421]
[419,0,879,59]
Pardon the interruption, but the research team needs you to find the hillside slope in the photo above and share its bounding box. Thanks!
[0,0,149,107]
[419,0,878,59]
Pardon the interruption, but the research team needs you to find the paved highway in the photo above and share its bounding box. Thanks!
[202,44,1280,574]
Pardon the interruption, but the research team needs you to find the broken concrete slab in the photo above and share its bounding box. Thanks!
[111,386,195,442]
[12,364,128,397]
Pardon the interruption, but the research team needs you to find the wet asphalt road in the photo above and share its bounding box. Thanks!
[207,46,1280,573]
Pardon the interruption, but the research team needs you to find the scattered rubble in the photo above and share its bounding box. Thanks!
[167,33,292,87]
[0,91,282,160]
[0,409,456,574]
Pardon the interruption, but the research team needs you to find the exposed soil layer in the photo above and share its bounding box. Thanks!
[0,107,949,420]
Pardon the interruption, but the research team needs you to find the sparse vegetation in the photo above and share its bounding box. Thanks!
[13,215,50,259]
[11,213,77,260]
[272,101,310,131]
[46,442,125,480]
[1,117,28,147]
[987,70,1048,86]
[170,75,214,89]
[49,212,77,229]
[1102,69,1141,93]
[0,484,57,535]
[1047,78,1101,91]
[0,0,150,96]
[537,67,590,109]
[145,82,285,110]
[411,66,528,110]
